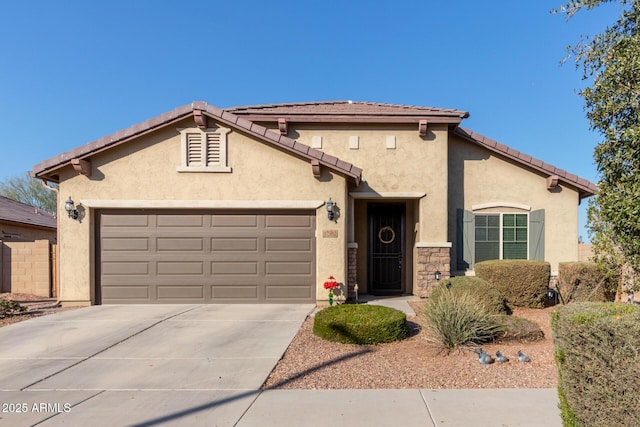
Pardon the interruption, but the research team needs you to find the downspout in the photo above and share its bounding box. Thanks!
[41,179,58,194]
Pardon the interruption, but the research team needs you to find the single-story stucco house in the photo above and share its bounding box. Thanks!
[31,101,596,305]
[0,196,57,243]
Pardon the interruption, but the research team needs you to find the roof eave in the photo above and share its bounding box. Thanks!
[31,101,363,186]
[32,105,197,182]
[201,106,363,185]
[454,127,597,199]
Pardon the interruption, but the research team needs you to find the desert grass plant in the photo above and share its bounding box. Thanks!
[313,304,408,344]
[424,289,505,352]
[0,298,26,318]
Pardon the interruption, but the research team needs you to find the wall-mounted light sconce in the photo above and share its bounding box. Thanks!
[326,198,337,221]
[65,197,79,220]
[434,270,442,281]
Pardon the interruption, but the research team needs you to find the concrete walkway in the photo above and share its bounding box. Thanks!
[0,300,562,426]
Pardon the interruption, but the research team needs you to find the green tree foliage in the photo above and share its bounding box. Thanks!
[0,173,57,214]
[558,0,640,286]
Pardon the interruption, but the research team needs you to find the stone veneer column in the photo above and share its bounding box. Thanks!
[347,243,358,299]
[416,245,451,297]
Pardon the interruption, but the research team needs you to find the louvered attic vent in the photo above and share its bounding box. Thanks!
[177,127,231,172]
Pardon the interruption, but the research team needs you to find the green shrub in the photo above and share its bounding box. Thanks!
[499,315,544,342]
[313,304,408,344]
[424,289,505,352]
[431,276,507,314]
[552,303,640,426]
[558,262,617,303]
[475,260,550,308]
[0,298,26,318]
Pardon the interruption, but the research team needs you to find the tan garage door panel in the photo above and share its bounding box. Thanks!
[98,210,315,304]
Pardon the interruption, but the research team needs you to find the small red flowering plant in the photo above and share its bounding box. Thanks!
[323,275,339,306]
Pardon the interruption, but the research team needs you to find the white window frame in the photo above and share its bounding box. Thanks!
[177,127,231,172]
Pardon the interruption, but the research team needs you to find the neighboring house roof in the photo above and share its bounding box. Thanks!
[0,195,57,229]
[31,102,363,185]
[227,100,470,124]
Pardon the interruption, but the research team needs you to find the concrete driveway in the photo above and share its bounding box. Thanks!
[0,304,313,426]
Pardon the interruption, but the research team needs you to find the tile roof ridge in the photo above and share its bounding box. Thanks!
[226,100,468,116]
[225,100,352,110]
[455,127,597,197]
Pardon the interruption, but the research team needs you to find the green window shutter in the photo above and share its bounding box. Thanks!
[529,209,545,261]
[456,209,475,269]
[475,214,500,263]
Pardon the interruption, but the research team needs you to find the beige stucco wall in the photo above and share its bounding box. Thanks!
[56,117,349,304]
[448,135,581,273]
[283,123,450,244]
[283,124,450,295]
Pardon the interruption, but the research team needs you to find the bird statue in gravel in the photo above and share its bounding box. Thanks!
[474,348,495,364]
[517,350,531,363]
[495,351,509,363]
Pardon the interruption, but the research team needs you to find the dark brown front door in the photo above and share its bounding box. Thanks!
[368,203,405,295]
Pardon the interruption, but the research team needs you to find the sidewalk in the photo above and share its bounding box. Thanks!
[238,388,561,427]
[290,296,561,427]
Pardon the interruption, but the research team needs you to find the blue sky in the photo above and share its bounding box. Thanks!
[0,1,620,240]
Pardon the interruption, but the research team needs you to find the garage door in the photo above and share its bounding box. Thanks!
[97,210,316,303]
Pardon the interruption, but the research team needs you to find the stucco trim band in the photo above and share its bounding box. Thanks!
[415,242,452,248]
[471,202,531,211]
[80,200,325,209]
[349,192,426,199]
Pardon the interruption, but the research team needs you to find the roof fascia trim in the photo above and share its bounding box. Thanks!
[454,127,597,198]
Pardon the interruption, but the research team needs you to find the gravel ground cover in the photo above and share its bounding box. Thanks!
[264,301,557,389]
[0,293,77,327]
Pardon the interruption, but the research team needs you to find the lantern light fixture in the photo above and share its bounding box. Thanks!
[65,197,79,220]
[326,198,337,221]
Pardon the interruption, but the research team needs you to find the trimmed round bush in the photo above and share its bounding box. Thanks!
[431,276,507,314]
[558,262,617,303]
[313,304,408,344]
[475,260,550,308]
[552,303,640,426]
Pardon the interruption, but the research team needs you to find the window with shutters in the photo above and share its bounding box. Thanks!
[458,208,544,270]
[177,127,231,172]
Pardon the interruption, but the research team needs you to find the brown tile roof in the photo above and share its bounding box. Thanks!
[454,127,597,199]
[31,100,595,200]
[226,101,469,124]
[31,102,363,185]
[0,196,57,229]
